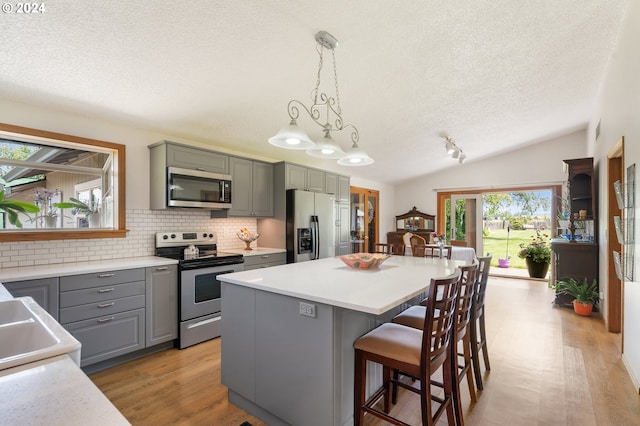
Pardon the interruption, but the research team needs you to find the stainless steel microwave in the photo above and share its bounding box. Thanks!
[167,167,232,209]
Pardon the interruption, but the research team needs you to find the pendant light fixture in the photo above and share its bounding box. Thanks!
[268,31,373,166]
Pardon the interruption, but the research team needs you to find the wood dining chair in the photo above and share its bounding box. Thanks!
[373,243,405,255]
[391,261,479,426]
[471,255,492,390]
[353,270,461,426]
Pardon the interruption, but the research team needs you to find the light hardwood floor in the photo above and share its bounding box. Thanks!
[91,277,640,425]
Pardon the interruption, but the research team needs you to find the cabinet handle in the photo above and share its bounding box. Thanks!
[98,273,115,278]
[98,288,115,293]
[97,302,115,308]
[97,316,115,323]
[196,167,206,171]
[156,266,169,271]
[261,255,270,259]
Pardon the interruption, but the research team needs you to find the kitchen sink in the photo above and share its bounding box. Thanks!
[0,297,81,371]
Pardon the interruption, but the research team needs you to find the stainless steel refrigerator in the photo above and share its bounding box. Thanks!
[286,189,335,263]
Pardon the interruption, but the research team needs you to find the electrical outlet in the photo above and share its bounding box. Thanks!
[299,302,316,318]
[599,291,604,299]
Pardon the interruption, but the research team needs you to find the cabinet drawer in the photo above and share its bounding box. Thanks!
[60,268,145,291]
[59,294,145,324]
[243,252,286,268]
[60,280,145,308]
[245,261,286,271]
[64,308,145,367]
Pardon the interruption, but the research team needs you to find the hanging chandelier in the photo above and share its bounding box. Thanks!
[268,31,373,166]
[444,137,466,164]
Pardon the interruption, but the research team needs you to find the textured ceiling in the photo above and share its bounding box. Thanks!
[0,1,630,184]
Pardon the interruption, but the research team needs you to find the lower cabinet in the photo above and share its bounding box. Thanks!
[64,308,145,366]
[4,277,59,321]
[145,265,178,347]
[58,266,178,367]
[243,252,286,270]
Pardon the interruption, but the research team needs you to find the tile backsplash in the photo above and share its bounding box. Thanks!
[0,209,261,269]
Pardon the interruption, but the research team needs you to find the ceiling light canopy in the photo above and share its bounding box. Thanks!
[268,31,373,166]
[443,137,467,165]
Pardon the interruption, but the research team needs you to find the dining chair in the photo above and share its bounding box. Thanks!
[373,243,405,255]
[450,240,468,247]
[391,261,479,426]
[409,235,427,256]
[353,270,461,426]
[470,255,492,390]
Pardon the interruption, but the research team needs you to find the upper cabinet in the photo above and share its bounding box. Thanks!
[325,173,350,203]
[564,157,595,221]
[229,157,274,217]
[285,163,325,192]
[163,142,229,174]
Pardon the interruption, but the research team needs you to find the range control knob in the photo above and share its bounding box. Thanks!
[203,233,208,238]
[162,234,168,240]
[170,234,176,239]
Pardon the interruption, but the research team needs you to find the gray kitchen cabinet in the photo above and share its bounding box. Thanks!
[64,309,145,367]
[164,141,229,174]
[243,252,286,270]
[325,173,350,203]
[285,163,325,192]
[60,268,147,367]
[335,202,351,255]
[4,277,59,321]
[145,265,178,347]
[229,157,274,217]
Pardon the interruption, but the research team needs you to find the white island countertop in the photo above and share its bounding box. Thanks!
[219,255,469,315]
[0,256,177,283]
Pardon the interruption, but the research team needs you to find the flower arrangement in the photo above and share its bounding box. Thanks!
[431,232,445,244]
[517,230,551,264]
[34,188,59,218]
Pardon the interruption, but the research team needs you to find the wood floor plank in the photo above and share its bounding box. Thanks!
[90,276,640,425]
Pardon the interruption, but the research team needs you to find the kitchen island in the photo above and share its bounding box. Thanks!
[219,255,468,426]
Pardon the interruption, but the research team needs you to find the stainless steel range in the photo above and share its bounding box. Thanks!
[155,231,244,349]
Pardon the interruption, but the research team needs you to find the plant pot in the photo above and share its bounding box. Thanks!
[88,213,101,228]
[498,258,510,268]
[525,258,549,278]
[573,301,593,316]
[44,216,57,228]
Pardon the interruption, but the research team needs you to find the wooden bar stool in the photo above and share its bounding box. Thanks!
[471,255,492,390]
[353,271,461,426]
[391,262,479,426]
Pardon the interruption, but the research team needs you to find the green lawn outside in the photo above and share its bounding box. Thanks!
[482,228,551,269]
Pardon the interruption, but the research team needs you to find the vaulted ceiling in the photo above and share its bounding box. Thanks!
[0,1,630,184]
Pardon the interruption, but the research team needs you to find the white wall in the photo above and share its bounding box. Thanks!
[589,1,640,391]
[394,130,587,219]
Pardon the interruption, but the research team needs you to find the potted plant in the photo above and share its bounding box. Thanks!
[556,277,599,316]
[0,189,40,228]
[54,196,101,227]
[517,230,551,278]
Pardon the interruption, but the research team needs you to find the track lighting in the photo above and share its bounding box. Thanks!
[443,137,467,164]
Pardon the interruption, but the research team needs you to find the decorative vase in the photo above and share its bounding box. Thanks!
[525,258,549,278]
[573,301,593,316]
[88,212,101,228]
[498,258,510,268]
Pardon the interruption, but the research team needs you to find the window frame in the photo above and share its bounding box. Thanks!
[0,122,126,242]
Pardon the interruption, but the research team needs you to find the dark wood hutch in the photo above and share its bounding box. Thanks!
[551,158,598,307]
[387,207,436,246]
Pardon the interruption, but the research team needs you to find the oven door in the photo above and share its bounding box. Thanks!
[180,263,243,321]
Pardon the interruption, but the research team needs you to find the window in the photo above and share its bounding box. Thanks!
[0,123,126,241]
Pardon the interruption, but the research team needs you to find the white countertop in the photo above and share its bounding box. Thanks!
[223,247,286,256]
[219,255,470,315]
[0,256,177,283]
[0,355,130,425]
